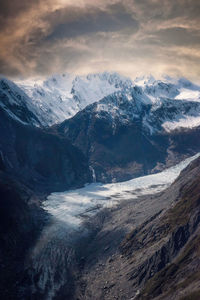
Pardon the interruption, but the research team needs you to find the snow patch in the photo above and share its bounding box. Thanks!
[175,88,200,101]
[163,116,200,131]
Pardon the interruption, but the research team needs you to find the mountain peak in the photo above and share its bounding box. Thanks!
[134,74,156,86]
[3,71,198,132]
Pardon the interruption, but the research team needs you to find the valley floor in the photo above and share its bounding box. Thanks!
[72,191,173,300]
[26,154,200,300]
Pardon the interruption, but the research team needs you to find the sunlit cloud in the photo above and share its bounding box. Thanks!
[0,0,200,80]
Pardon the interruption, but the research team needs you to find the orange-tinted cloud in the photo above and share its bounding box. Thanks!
[0,0,200,80]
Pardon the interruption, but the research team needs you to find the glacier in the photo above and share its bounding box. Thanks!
[44,153,200,228]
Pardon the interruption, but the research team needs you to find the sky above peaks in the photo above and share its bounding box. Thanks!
[0,0,200,80]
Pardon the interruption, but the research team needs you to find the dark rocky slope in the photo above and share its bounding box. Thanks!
[0,94,92,298]
[0,106,91,192]
[72,156,200,300]
[0,79,92,299]
[0,171,49,300]
[130,157,200,300]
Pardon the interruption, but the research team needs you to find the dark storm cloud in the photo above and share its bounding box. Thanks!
[0,0,200,80]
[0,0,42,28]
[45,4,139,40]
[0,0,40,16]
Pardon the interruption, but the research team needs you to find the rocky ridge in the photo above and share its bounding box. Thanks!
[71,156,200,300]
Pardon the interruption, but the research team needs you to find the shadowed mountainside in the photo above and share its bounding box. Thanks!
[56,100,200,183]
[0,172,49,299]
[121,156,200,299]
[0,106,91,193]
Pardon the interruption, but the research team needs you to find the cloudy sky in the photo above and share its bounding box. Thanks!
[0,0,200,80]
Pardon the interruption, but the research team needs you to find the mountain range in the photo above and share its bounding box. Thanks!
[2,72,200,130]
[0,71,200,299]
[1,72,200,183]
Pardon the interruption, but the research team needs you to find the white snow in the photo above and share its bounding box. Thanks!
[0,77,42,126]
[8,71,200,132]
[44,153,199,228]
[175,88,200,101]
[72,73,120,105]
[134,75,156,87]
[163,116,200,131]
[16,72,132,126]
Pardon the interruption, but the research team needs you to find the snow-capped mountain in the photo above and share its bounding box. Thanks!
[134,75,200,132]
[83,80,200,135]
[0,77,42,126]
[2,70,200,183]
[1,71,200,134]
[14,72,200,132]
[16,72,132,126]
[56,74,200,182]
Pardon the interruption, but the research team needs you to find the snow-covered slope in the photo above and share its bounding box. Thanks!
[6,72,200,132]
[133,75,200,132]
[0,77,42,126]
[88,85,200,134]
[16,72,132,126]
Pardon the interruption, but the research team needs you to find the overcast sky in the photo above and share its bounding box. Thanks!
[0,0,200,80]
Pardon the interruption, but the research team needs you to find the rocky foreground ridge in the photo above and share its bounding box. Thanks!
[71,156,200,300]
